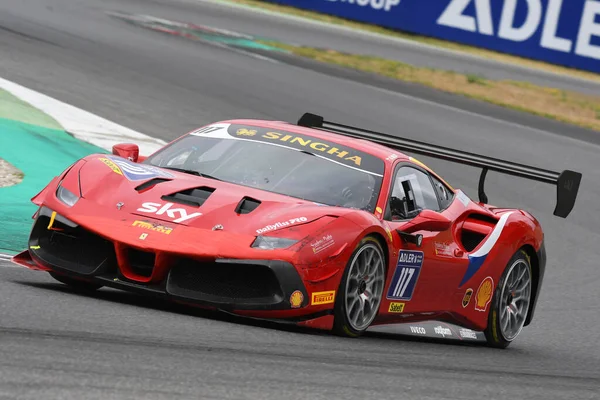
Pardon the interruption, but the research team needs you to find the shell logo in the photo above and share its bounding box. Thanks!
[475,277,494,312]
[290,290,304,308]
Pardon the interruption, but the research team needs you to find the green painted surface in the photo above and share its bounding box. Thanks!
[0,90,106,253]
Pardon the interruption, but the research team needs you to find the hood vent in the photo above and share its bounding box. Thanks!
[235,197,261,214]
[135,178,171,193]
[161,186,215,207]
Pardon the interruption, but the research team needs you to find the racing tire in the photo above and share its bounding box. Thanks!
[484,250,533,349]
[49,272,103,291]
[333,236,386,337]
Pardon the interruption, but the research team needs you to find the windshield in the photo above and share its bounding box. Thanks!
[144,123,385,212]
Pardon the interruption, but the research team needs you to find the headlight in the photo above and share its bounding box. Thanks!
[251,236,298,250]
[56,185,79,207]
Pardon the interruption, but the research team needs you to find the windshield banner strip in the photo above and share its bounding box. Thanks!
[191,123,385,176]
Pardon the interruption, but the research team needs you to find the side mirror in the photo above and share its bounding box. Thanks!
[112,143,139,162]
[399,209,452,234]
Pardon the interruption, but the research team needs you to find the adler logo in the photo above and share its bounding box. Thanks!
[398,252,422,264]
[324,0,401,12]
[437,0,600,60]
[137,202,202,223]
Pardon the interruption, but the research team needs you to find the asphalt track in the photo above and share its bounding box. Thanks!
[1,0,599,399]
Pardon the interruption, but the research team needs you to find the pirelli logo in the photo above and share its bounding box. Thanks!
[311,290,336,306]
[132,220,173,235]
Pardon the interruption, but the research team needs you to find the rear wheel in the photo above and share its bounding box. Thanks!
[49,272,103,291]
[484,250,533,348]
[333,237,386,337]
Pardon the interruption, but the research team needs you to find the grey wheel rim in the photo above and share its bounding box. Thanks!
[344,243,385,331]
[499,259,532,341]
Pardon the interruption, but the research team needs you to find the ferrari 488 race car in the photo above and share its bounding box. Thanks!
[12,113,581,348]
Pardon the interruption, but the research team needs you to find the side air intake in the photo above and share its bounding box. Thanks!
[235,197,261,214]
[161,186,215,207]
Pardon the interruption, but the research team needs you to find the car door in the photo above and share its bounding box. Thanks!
[382,163,466,314]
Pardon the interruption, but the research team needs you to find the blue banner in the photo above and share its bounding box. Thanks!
[263,0,600,74]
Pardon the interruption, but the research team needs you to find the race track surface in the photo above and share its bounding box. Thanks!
[1,0,599,398]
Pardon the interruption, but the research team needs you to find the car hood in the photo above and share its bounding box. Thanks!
[78,156,351,236]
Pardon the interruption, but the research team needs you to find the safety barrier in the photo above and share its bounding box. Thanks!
[262,0,600,74]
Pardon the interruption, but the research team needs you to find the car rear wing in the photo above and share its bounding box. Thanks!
[297,113,581,218]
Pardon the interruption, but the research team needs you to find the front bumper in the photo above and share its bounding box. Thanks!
[27,208,310,312]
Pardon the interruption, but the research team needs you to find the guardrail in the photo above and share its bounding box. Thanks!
[262,0,600,74]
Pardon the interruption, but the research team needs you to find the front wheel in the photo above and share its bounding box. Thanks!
[49,272,103,291]
[484,250,533,348]
[333,237,386,337]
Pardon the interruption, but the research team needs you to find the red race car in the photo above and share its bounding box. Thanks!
[12,113,581,348]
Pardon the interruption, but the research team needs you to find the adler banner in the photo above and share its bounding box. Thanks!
[263,0,600,74]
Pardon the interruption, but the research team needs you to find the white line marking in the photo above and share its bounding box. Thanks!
[195,0,600,88]
[0,253,22,267]
[0,78,167,156]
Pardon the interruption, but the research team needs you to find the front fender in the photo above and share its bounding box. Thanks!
[454,211,543,329]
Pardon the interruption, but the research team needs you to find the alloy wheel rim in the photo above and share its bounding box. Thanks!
[344,243,385,331]
[499,259,532,341]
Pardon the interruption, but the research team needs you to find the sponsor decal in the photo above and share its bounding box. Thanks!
[434,325,452,338]
[462,288,473,308]
[388,302,405,313]
[459,212,514,287]
[311,234,334,254]
[103,156,174,181]
[386,154,399,161]
[475,276,494,312]
[99,157,123,175]
[236,128,257,136]
[459,328,478,340]
[137,202,202,223]
[409,326,426,335]
[289,290,304,308]
[386,250,424,301]
[237,129,365,167]
[29,245,41,250]
[139,233,148,240]
[434,242,453,257]
[375,206,383,217]
[192,124,385,175]
[256,217,307,234]
[311,290,335,305]
[325,0,401,12]
[132,220,173,235]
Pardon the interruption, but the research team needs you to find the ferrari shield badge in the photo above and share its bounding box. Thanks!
[462,288,473,308]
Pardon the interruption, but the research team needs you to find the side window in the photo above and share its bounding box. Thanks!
[431,175,454,210]
[387,166,439,220]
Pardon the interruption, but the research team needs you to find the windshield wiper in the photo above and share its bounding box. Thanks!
[163,167,221,181]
